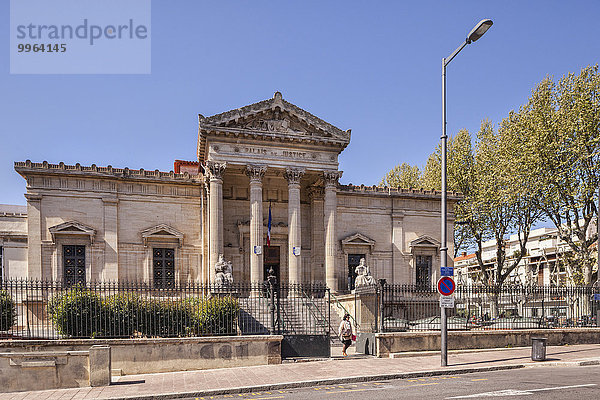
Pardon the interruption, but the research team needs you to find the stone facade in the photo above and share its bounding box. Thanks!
[6,92,459,292]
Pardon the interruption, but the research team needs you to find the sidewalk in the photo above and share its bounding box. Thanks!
[2,344,600,400]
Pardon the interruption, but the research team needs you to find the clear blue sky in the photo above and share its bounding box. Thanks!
[1,1,599,205]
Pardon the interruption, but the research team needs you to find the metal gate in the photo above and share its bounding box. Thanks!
[265,272,331,358]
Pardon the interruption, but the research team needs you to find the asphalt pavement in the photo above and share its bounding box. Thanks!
[2,344,600,400]
[185,365,599,399]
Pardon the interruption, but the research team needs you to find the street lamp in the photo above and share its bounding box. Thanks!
[440,18,493,368]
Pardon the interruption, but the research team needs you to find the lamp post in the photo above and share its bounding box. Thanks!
[441,18,493,367]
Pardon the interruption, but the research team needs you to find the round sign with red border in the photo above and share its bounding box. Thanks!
[437,276,455,296]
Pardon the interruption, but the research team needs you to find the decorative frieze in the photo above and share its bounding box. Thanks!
[14,160,201,183]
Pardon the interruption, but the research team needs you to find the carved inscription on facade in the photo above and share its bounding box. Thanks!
[229,146,314,160]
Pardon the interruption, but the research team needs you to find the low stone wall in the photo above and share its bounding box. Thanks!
[0,336,282,375]
[0,345,111,393]
[374,328,600,357]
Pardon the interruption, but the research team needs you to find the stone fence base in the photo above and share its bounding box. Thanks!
[0,336,282,376]
[0,345,111,393]
[369,328,600,358]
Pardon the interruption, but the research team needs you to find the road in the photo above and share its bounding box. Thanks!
[186,365,600,399]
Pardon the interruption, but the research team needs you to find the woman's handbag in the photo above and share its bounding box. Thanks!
[351,334,356,341]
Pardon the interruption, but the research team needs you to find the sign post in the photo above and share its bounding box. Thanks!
[437,275,455,367]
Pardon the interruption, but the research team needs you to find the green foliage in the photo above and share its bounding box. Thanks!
[103,293,144,337]
[0,290,17,332]
[47,290,240,338]
[48,288,104,338]
[381,64,600,286]
[515,65,600,284]
[380,162,421,189]
[193,296,240,335]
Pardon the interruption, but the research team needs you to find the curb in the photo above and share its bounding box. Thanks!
[105,364,526,400]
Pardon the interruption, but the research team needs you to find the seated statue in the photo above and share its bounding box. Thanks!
[354,258,376,287]
[214,254,234,286]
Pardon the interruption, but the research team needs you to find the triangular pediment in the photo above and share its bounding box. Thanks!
[341,233,376,252]
[198,92,351,161]
[49,221,96,242]
[410,235,441,249]
[141,224,184,246]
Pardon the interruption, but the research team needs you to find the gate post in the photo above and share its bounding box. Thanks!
[267,268,277,335]
[378,279,387,333]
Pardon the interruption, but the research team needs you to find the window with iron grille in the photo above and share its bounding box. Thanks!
[416,255,432,288]
[153,248,175,288]
[63,245,85,285]
[0,246,3,281]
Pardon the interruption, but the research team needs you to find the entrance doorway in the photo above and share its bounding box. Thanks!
[264,246,280,283]
[348,254,365,290]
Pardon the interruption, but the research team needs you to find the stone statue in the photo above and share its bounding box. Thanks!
[215,254,234,286]
[354,258,375,287]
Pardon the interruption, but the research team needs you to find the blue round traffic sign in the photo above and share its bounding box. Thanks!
[437,276,455,296]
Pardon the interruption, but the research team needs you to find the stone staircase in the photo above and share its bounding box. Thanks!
[237,295,331,336]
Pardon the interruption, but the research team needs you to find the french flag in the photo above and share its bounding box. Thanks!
[267,203,272,247]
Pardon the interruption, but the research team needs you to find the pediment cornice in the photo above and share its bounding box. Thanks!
[49,221,96,243]
[198,92,351,161]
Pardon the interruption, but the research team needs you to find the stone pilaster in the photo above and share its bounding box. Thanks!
[205,161,226,283]
[25,193,42,279]
[102,197,119,281]
[284,167,305,284]
[246,164,267,283]
[323,170,342,292]
[309,187,324,284]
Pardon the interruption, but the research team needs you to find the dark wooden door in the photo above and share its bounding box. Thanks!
[264,246,280,283]
[348,254,365,290]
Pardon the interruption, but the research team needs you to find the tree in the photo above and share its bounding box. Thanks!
[415,129,480,257]
[516,65,600,285]
[474,119,542,287]
[380,162,420,188]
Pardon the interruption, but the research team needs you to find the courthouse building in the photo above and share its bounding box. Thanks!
[1,92,458,292]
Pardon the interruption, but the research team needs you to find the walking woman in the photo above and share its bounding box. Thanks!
[338,313,353,357]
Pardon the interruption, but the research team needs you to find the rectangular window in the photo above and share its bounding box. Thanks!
[153,248,175,288]
[415,255,432,288]
[63,245,86,286]
[0,246,3,281]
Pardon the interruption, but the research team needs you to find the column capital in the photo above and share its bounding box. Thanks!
[308,186,324,200]
[204,161,226,181]
[245,164,267,184]
[284,167,305,185]
[323,170,343,187]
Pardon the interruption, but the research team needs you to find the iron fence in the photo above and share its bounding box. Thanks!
[0,279,329,340]
[379,283,599,332]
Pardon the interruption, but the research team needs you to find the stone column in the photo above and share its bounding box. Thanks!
[284,167,305,284]
[205,161,226,283]
[246,164,267,283]
[324,171,342,292]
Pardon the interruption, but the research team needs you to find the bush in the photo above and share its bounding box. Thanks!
[195,296,240,335]
[48,289,103,338]
[47,289,240,338]
[0,290,16,331]
[103,293,144,337]
[141,298,195,337]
